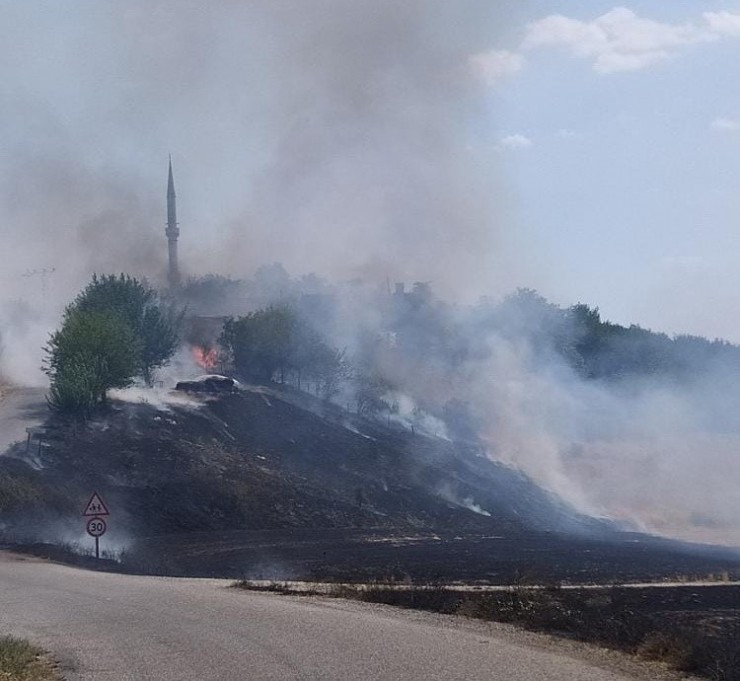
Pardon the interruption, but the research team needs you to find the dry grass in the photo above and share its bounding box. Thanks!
[0,637,57,681]
[637,631,699,672]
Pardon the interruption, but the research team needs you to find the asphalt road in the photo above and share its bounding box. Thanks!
[0,386,46,454]
[0,552,684,681]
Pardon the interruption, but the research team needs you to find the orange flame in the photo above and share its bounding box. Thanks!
[192,345,219,371]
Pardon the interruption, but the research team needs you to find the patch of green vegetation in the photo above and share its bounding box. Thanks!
[221,304,346,397]
[44,273,182,416]
[0,636,57,681]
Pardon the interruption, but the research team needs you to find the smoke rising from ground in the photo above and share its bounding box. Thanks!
[3,3,740,547]
[316,283,740,546]
[468,333,740,545]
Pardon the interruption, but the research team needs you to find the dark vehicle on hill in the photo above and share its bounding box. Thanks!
[175,375,240,394]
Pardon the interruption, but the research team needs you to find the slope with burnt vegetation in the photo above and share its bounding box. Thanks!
[2,386,588,537]
[2,386,740,582]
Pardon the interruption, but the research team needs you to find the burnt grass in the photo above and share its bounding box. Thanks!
[2,387,740,583]
[3,384,740,676]
[4,386,740,677]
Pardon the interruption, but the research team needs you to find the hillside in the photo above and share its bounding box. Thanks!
[1,385,598,537]
[3,385,740,582]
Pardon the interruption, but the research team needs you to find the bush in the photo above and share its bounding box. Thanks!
[45,357,98,417]
[43,274,182,416]
[44,310,138,413]
[72,274,181,385]
[637,631,700,671]
[221,305,346,394]
[706,630,740,681]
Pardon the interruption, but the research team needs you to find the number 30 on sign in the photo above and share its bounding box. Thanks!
[86,517,106,538]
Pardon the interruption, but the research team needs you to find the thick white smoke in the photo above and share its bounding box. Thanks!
[3,2,740,548]
[0,0,523,383]
[438,326,740,546]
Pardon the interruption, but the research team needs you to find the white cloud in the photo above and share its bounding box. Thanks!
[704,11,740,37]
[498,133,533,149]
[522,7,715,73]
[711,117,740,132]
[469,49,523,85]
[471,8,740,85]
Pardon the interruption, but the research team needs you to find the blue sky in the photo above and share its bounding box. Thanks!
[475,2,740,339]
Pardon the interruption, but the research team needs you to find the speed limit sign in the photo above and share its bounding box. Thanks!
[86,517,106,538]
[82,491,109,559]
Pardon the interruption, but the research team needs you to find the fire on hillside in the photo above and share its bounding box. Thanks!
[192,345,219,372]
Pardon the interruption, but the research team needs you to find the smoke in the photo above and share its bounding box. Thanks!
[108,386,205,412]
[481,351,740,546]
[0,299,55,386]
[4,2,740,549]
[0,0,523,385]
[239,0,516,294]
[462,498,491,517]
[282,279,740,546]
[386,296,740,546]
[384,392,449,439]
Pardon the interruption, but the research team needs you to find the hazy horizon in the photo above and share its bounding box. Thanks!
[2,2,740,342]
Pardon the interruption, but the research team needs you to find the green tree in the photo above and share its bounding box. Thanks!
[221,305,296,382]
[220,305,346,395]
[44,273,182,416]
[46,356,99,417]
[300,338,348,399]
[44,310,138,413]
[72,274,181,385]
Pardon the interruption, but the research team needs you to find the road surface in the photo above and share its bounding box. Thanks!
[0,386,47,454]
[0,552,685,681]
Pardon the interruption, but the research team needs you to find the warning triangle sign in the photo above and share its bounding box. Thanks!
[82,492,110,517]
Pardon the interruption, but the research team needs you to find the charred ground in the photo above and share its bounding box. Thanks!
[2,386,740,583]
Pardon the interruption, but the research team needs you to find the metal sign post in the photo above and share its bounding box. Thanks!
[83,492,110,559]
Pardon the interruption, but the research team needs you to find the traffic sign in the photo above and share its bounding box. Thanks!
[82,492,109,517]
[86,517,107,538]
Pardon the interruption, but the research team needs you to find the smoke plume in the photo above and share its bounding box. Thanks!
[4,2,740,548]
[0,0,523,382]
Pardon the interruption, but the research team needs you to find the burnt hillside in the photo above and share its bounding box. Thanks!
[1,386,603,540]
[5,387,740,582]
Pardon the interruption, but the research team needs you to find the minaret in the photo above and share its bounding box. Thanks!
[166,156,180,288]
